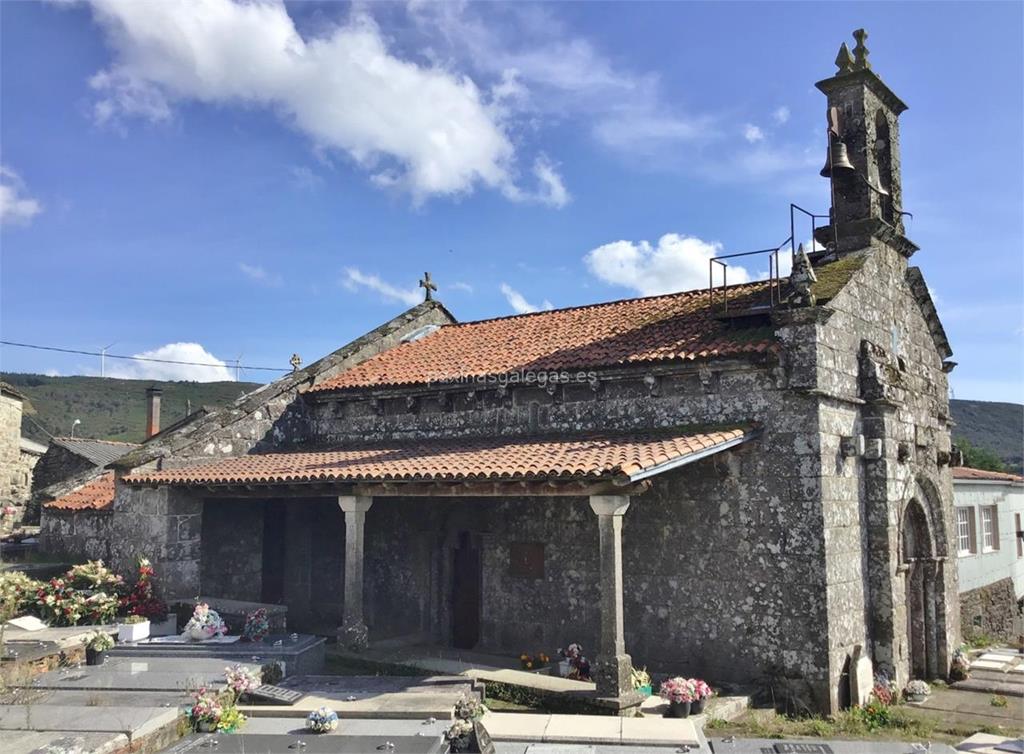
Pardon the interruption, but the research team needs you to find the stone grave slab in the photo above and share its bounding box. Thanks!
[111,633,325,676]
[619,715,700,746]
[707,738,958,753]
[37,689,189,708]
[0,703,179,737]
[544,714,620,744]
[239,715,451,738]
[973,659,1010,670]
[483,712,550,742]
[980,653,1015,663]
[525,747,596,754]
[165,733,445,753]
[1,729,129,754]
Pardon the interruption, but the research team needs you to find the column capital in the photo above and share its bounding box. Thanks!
[338,495,373,514]
[589,495,630,517]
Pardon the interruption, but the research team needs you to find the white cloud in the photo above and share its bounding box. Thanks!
[0,166,43,225]
[584,233,751,296]
[772,106,791,125]
[449,281,474,293]
[238,262,282,286]
[503,155,570,208]
[743,124,765,143]
[106,342,234,381]
[342,268,421,306]
[500,283,552,314]
[288,165,323,191]
[83,0,543,204]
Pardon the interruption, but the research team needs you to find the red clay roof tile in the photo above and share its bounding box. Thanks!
[124,426,753,487]
[311,282,777,392]
[44,472,116,511]
[952,467,1023,483]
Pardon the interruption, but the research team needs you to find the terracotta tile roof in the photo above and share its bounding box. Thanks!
[125,426,754,487]
[44,472,116,511]
[952,467,1023,483]
[310,282,778,392]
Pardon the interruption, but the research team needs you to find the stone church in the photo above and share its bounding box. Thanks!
[41,30,958,714]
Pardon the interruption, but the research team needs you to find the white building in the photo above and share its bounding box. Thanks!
[953,466,1024,640]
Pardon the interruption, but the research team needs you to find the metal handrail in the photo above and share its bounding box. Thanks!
[708,239,791,313]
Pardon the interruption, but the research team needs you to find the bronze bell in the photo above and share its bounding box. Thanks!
[820,138,855,178]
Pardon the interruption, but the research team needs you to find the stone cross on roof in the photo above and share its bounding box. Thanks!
[419,271,437,302]
[852,28,871,70]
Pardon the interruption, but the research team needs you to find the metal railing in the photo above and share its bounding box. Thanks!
[707,203,830,312]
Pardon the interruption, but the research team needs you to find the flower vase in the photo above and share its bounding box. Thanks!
[85,648,106,666]
[186,626,212,642]
[197,720,218,733]
[449,731,476,753]
[558,659,572,677]
[665,700,691,718]
[638,684,652,697]
[691,697,706,714]
[906,693,927,703]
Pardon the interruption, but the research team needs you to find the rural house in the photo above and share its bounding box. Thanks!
[41,30,959,714]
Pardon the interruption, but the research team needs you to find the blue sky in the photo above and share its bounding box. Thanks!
[1,1,1021,402]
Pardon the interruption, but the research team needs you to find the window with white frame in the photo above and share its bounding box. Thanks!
[981,506,999,552]
[956,507,975,555]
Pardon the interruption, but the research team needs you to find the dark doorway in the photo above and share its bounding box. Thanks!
[901,500,934,679]
[451,531,481,649]
[261,501,287,604]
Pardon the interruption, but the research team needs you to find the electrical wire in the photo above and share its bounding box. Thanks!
[0,340,289,373]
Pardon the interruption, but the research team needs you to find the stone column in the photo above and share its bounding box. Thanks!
[589,494,632,699]
[338,496,373,651]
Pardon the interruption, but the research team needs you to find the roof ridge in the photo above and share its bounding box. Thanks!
[438,279,774,330]
[55,437,140,446]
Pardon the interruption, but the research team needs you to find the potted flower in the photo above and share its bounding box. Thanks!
[117,614,150,643]
[659,676,696,718]
[224,664,262,702]
[690,678,713,713]
[445,695,485,753]
[631,667,652,697]
[306,706,339,734]
[125,558,174,635]
[85,631,113,665]
[904,680,930,703]
[950,647,971,681]
[182,602,228,641]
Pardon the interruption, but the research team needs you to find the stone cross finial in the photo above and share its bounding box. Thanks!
[419,271,437,302]
[835,42,855,74]
[289,353,302,372]
[787,243,818,308]
[852,29,871,70]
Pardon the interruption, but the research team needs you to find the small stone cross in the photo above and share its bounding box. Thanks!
[419,271,437,301]
[852,28,871,70]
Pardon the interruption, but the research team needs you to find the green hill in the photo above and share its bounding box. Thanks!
[950,398,1023,474]
[2,373,262,444]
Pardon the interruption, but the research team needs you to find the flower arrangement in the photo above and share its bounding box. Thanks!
[0,571,42,615]
[125,558,168,621]
[519,651,550,670]
[34,577,118,626]
[241,608,269,643]
[66,560,123,593]
[261,661,284,685]
[659,676,696,704]
[187,688,223,731]
[904,680,930,700]
[306,706,339,734]
[692,678,713,700]
[871,672,898,706]
[224,665,262,698]
[950,646,971,681]
[631,667,651,692]
[445,695,485,752]
[86,630,114,652]
[182,603,228,641]
[558,643,592,681]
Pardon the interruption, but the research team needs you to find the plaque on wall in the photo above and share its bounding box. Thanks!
[509,542,544,579]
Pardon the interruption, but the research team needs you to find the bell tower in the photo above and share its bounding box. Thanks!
[814,29,918,257]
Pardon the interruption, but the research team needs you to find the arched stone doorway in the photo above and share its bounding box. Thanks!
[901,499,938,679]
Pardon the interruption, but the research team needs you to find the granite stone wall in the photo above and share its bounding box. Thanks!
[816,242,957,705]
[961,577,1022,642]
[200,499,265,602]
[32,445,96,496]
[39,509,115,562]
